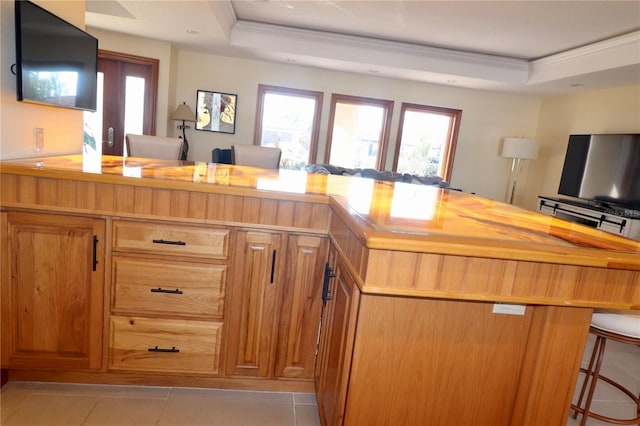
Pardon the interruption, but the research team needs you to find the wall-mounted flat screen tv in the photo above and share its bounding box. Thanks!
[15,0,98,112]
[558,134,640,210]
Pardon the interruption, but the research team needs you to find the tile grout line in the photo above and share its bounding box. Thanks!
[292,392,298,426]
[1,382,42,425]
[155,386,177,426]
[79,396,102,426]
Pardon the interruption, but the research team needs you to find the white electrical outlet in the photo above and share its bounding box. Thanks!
[492,303,526,316]
[34,127,44,152]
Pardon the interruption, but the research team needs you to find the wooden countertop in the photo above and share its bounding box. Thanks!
[2,154,639,270]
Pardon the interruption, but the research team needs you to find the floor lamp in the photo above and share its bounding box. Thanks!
[171,102,196,160]
[501,137,539,204]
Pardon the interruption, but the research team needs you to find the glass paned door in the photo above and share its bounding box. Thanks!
[85,51,158,157]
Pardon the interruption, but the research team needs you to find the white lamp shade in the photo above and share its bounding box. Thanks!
[501,138,539,160]
[171,102,195,122]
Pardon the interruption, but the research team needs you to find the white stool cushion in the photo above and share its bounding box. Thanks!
[591,310,640,338]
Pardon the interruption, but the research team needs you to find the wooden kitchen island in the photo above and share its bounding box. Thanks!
[1,155,639,426]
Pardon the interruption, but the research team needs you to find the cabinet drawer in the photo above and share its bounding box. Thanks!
[112,257,226,319]
[109,316,222,374]
[113,221,229,259]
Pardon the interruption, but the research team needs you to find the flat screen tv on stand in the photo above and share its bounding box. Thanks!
[558,133,640,215]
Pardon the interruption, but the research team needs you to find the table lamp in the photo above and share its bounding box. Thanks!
[171,102,195,160]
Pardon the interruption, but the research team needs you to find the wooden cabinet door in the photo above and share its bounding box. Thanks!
[1,212,105,370]
[225,230,283,377]
[314,246,336,389]
[315,249,360,426]
[275,234,329,379]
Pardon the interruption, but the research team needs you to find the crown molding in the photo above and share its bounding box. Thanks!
[230,21,529,84]
[208,0,237,41]
[534,31,640,65]
[529,31,640,84]
[229,19,639,90]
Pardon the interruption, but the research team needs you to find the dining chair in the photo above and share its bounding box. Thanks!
[212,148,232,164]
[125,134,184,160]
[231,145,282,169]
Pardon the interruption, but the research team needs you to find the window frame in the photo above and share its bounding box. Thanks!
[253,84,324,165]
[392,102,462,182]
[324,94,394,170]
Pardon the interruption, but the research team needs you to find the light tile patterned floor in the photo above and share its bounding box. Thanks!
[0,383,320,426]
[0,335,637,425]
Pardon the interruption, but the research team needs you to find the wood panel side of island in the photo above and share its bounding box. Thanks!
[343,296,592,426]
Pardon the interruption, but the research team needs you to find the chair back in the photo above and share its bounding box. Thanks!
[212,148,232,164]
[125,134,183,160]
[231,145,282,169]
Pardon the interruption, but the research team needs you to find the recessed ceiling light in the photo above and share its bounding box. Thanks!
[186,29,199,35]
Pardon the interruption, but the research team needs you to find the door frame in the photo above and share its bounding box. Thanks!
[98,49,159,139]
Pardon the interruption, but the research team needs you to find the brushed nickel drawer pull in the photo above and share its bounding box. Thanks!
[152,239,186,246]
[150,287,183,295]
[148,346,179,353]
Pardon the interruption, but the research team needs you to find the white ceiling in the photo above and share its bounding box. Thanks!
[85,0,640,95]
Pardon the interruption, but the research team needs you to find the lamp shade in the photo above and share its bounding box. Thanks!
[171,102,195,122]
[501,138,538,160]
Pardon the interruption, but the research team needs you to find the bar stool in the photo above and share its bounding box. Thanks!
[571,310,640,425]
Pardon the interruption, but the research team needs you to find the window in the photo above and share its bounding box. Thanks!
[254,85,323,170]
[325,94,393,170]
[393,103,461,182]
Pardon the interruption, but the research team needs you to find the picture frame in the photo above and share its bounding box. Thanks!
[195,90,237,134]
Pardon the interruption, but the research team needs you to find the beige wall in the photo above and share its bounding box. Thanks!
[174,49,542,201]
[3,11,638,209]
[1,1,86,159]
[523,84,640,209]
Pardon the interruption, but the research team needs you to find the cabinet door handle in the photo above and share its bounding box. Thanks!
[270,249,277,284]
[107,127,114,147]
[152,239,186,246]
[150,287,183,295]
[92,235,99,271]
[148,346,179,353]
[322,262,336,305]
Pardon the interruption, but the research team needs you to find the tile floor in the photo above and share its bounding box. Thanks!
[0,383,320,426]
[0,334,637,426]
[566,334,640,426]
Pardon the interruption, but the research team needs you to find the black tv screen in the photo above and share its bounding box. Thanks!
[15,0,98,112]
[558,134,640,209]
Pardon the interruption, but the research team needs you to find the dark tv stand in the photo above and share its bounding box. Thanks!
[537,196,640,241]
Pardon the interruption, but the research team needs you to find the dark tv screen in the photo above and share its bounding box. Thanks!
[15,0,98,112]
[558,134,640,209]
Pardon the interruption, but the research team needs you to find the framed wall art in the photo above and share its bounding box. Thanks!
[195,90,237,134]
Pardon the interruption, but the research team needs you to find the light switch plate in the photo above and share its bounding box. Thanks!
[34,127,44,152]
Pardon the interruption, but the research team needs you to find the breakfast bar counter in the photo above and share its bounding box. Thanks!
[1,155,638,264]
[2,155,639,425]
